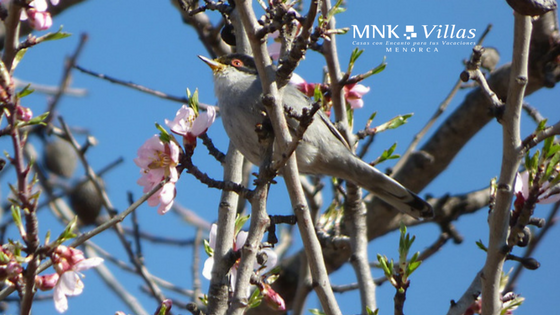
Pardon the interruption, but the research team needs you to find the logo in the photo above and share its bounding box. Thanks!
[351,24,477,53]
[403,25,417,40]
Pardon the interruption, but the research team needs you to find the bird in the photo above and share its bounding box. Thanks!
[199,54,433,219]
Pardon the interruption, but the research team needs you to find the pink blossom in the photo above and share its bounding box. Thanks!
[289,74,371,109]
[268,31,282,61]
[25,9,52,30]
[51,246,103,313]
[0,248,22,284]
[134,135,180,214]
[17,0,58,30]
[267,10,301,60]
[289,73,316,97]
[16,106,32,122]
[514,171,560,205]
[344,83,370,109]
[165,105,216,143]
[154,299,173,315]
[202,224,278,294]
[36,273,60,291]
[261,283,286,311]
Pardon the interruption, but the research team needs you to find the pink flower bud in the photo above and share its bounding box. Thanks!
[16,106,33,122]
[154,299,173,315]
[6,261,22,277]
[35,273,59,291]
[262,283,286,311]
[26,9,53,30]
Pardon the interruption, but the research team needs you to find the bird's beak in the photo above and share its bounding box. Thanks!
[198,55,226,72]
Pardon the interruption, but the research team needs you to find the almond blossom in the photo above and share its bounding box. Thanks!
[16,105,33,122]
[514,170,560,205]
[344,83,371,109]
[2,0,59,30]
[261,282,286,311]
[165,105,216,144]
[268,31,282,61]
[134,135,180,214]
[25,8,52,30]
[202,224,278,295]
[290,73,316,97]
[289,73,371,109]
[51,246,104,313]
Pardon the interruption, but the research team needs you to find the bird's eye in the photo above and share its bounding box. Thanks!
[231,59,244,67]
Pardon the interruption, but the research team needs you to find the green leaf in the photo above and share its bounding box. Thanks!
[155,123,172,143]
[45,230,51,245]
[317,15,324,27]
[204,239,214,257]
[407,260,422,275]
[475,240,487,251]
[309,309,326,315]
[157,303,170,315]
[328,28,348,35]
[377,143,400,165]
[313,84,323,102]
[524,153,531,171]
[0,59,12,85]
[409,251,420,264]
[56,216,78,244]
[24,111,49,127]
[350,48,364,65]
[543,136,553,157]
[530,150,540,172]
[248,287,263,308]
[373,113,413,133]
[536,118,548,132]
[388,113,413,129]
[545,151,560,179]
[199,294,208,306]
[0,250,9,263]
[17,84,34,98]
[380,143,397,160]
[235,214,250,236]
[37,26,72,43]
[323,0,344,25]
[187,88,200,116]
[377,254,393,277]
[366,307,379,315]
[546,142,560,159]
[363,57,387,79]
[11,205,22,233]
[12,48,27,71]
[346,102,354,126]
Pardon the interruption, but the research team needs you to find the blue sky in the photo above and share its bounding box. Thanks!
[2,0,559,314]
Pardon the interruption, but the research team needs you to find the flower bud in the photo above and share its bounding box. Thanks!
[16,106,32,122]
[26,9,53,30]
[262,283,286,311]
[35,273,59,291]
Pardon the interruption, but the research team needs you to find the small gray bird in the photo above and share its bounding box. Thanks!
[199,54,433,219]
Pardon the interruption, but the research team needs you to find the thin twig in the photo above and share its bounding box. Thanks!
[84,244,149,315]
[45,33,88,125]
[73,64,216,109]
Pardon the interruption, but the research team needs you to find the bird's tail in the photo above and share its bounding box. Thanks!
[337,157,433,219]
